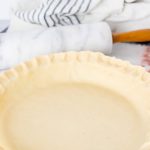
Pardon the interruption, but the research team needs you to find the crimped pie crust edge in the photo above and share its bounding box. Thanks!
[0,51,149,95]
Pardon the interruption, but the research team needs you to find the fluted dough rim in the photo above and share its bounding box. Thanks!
[0,51,149,95]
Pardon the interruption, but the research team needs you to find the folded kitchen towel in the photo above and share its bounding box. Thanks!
[11,0,124,27]
[107,0,150,22]
[11,0,150,28]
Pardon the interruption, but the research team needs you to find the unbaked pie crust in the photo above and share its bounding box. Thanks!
[0,52,150,150]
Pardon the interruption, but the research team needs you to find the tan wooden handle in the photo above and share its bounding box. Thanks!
[113,29,150,43]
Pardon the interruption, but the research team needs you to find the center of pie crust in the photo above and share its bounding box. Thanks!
[1,84,145,150]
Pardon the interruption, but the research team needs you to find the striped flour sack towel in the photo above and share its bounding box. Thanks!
[14,0,101,27]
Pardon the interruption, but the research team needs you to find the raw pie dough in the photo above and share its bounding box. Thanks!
[0,52,150,150]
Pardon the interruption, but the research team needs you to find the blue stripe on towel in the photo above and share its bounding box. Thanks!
[14,0,92,27]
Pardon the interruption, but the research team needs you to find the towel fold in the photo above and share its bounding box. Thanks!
[13,0,102,27]
[11,0,150,28]
[107,1,150,22]
[0,22,112,69]
[108,15,150,33]
[125,0,137,3]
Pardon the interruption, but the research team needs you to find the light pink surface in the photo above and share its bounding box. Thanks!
[111,43,150,72]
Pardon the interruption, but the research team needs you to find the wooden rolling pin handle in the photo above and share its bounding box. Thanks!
[113,29,150,43]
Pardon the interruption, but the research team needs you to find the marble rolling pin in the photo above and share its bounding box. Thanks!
[113,29,150,43]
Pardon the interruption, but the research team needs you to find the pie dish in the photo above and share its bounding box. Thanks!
[0,52,150,150]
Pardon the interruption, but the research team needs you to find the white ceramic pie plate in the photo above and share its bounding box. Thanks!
[0,52,150,150]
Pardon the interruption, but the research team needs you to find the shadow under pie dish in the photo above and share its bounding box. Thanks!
[0,52,150,150]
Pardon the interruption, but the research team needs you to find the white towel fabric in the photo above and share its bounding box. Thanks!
[107,0,150,22]
[10,0,41,11]
[0,20,9,32]
[13,0,102,27]
[108,15,150,33]
[0,22,112,69]
[11,0,150,28]
[8,14,44,32]
[125,0,137,3]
